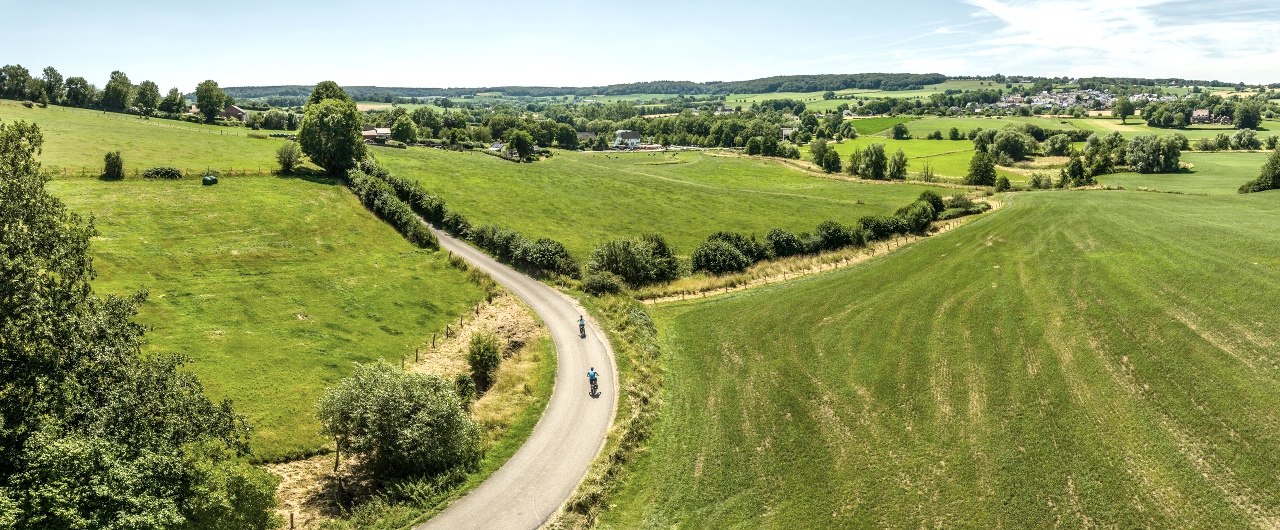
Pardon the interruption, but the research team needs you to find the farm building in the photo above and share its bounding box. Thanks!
[361,126,392,143]
[614,130,641,148]
[220,105,248,122]
[780,127,796,140]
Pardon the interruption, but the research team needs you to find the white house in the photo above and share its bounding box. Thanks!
[614,130,641,149]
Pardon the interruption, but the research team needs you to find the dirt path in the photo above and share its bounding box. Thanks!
[413,227,618,530]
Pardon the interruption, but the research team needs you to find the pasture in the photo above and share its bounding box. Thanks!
[373,148,950,258]
[1066,117,1280,140]
[1099,152,1269,195]
[603,188,1280,528]
[47,175,484,461]
[0,100,289,172]
[725,80,1030,111]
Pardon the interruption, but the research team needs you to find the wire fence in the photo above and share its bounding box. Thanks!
[50,166,280,179]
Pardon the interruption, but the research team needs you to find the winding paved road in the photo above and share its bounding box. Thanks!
[415,227,618,530]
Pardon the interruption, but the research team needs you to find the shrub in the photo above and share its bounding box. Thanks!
[994,175,1011,192]
[454,373,477,408]
[471,225,530,264]
[141,166,182,179]
[1231,129,1261,150]
[1266,136,1280,150]
[316,361,480,477]
[1043,134,1072,156]
[276,141,302,174]
[691,239,751,275]
[918,190,945,213]
[583,271,624,296]
[587,234,680,287]
[964,151,996,186]
[346,169,437,249]
[944,194,975,209]
[814,220,860,250]
[521,237,582,278]
[102,151,124,180]
[1126,135,1182,174]
[1028,172,1053,189]
[706,231,770,263]
[858,215,903,241]
[1238,148,1280,193]
[895,200,937,235]
[468,333,502,393]
[887,148,908,180]
[385,140,408,148]
[891,122,910,139]
[765,228,805,258]
[927,130,943,140]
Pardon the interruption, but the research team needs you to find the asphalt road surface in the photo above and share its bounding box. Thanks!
[415,227,617,530]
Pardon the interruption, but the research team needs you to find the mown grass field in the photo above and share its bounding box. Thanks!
[1099,152,1268,195]
[603,188,1280,528]
[373,148,949,258]
[725,81,1029,111]
[1066,117,1280,140]
[0,99,289,172]
[47,175,484,461]
[903,115,1082,138]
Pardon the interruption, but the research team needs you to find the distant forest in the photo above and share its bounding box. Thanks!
[222,73,949,102]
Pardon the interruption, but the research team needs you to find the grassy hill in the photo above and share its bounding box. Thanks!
[0,100,288,173]
[48,175,484,460]
[374,148,949,258]
[603,189,1280,528]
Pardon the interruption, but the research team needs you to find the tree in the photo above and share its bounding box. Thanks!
[989,128,1036,161]
[468,333,501,392]
[275,142,302,173]
[195,80,227,123]
[691,239,751,275]
[948,127,962,140]
[965,151,996,186]
[1064,154,1089,186]
[1234,101,1262,130]
[103,150,124,180]
[307,80,351,106]
[887,148,908,180]
[1238,147,1280,193]
[1044,134,1072,156]
[765,228,805,257]
[505,129,535,159]
[0,64,32,99]
[391,115,418,144]
[1113,96,1134,124]
[891,122,910,140]
[134,80,160,116]
[64,76,94,107]
[1231,128,1261,150]
[158,87,186,114]
[0,121,278,529]
[41,66,64,104]
[100,70,133,110]
[298,98,365,175]
[316,361,480,477]
[861,143,888,180]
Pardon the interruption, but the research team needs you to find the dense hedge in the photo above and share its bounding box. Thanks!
[346,169,438,249]
[587,234,681,287]
[691,240,752,274]
[141,166,183,179]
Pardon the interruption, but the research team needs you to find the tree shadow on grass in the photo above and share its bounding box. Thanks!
[275,167,341,186]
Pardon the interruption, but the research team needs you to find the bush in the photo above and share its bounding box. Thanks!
[587,234,680,287]
[468,333,502,393]
[276,141,302,174]
[384,140,408,148]
[814,220,860,251]
[706,231,771,263]
[927,130,943,140]
[1238,148,1280,193]
[895,200,937,235]
[917,190,945,213]
[471,225,531,264]
[317,361,480,478]
[891,122,910,139]
[1027,172,1053,189]
[765,228,805,258]
[964,151,996,186]
[583,271,624,296]
[454,374,477,408]
[944,194,975,209]
[521,237,582,278]
[102,151,124,180]
[690,239,751,275]
[141,166,182,179]
[346,169,437,249]
[1043,134,1072,156]
[858,215,904,241]
[994,175,1011,192]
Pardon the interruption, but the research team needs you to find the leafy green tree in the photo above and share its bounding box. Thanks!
[64,76,94,107]
[1113,96,1134,124]
[103,150,124,179]
[101,70,133,110]
[891,122,910,140]
[989,128,1036,161]
[392,115,418,144]
[948,127,962,140]
[158,87,186,114]
[994,175,1010,192]
[316,361,480,477]
[887,148,908,180]
[745,136,763,155]
[0,64,32,99]
[0,120,278,530]
[691,239,751,275]
[965,151,996,186]
[298,98,365,175]
[505,129,535,159]
[195,80,227,123]
[275,141,302,173]
[587,234,680,287]
[134,80,160,116]
[412,107,442,137]
[307,80,352,106]
[1064,153,1089,186]
[765,228,805,257]
[555,123,579,149]
[861,143,888,180]
[40,66,64,104]
[1234,101,1262,129]
[1231,128,1261,150]
[1044,134,1072,156]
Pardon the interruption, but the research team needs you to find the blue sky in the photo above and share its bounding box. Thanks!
[2,0,1278,91]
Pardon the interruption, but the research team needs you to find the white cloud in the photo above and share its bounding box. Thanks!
[958,0,1280,82]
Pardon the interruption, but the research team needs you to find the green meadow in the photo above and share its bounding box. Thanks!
[1099,152,1269,195]
[604,188,1280,528]
[47,175,483,461]
[0,99,289,172]
[373,148,950,258]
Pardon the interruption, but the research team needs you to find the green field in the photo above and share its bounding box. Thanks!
[725,80,1030,111]
[1066,117,1280,140]
[0,99,290,173]
[903,115,1082,138]
[1099,152,1268,195]
[604,188,1280,528]
[48,175,484,461]
[373,148,949,258]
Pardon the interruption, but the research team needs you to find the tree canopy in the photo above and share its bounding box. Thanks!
[298,97,366,175]
[195,80,227,123]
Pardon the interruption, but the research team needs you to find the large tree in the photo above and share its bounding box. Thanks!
[965,151,997,186]
[40,66,64,104]
[391,114,418,144]
[1234,101,1262,130]
[134,80,161,116]
[0,64,32,99]
[63,76,95,107]
[100,70,133,110]
[298,98,365,175]
[195,80,227,123]
[0,120,279,529]
[306,80,351,106]
[1112,96,1134,124]
[158,87,186,114]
